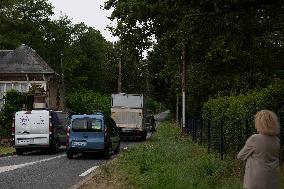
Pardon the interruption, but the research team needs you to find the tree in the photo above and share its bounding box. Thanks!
[105,0,284,116]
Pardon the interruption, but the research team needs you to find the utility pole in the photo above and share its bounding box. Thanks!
[60,53,65,111]
[118,57,122,93]
[182,48,186,131]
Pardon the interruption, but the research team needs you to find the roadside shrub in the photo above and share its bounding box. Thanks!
[202,80,284,153]
[0,90,33,137]
[66,89,111,115]
[147,98,167,114]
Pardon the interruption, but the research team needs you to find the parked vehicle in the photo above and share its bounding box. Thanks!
[111,93,147,141]
[66,113,120,159]
[147,114,157,132]
[12,110,69,155]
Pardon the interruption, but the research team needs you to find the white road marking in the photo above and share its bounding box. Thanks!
[0,155,13,159]
[79,166,99,177]
[0,154,65,174]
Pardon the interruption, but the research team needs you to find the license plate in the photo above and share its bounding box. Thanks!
[19,139,32,144]
[72,141,87,147]
[122,128,131,131]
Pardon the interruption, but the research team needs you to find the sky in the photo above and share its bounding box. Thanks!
[48,0,118,42]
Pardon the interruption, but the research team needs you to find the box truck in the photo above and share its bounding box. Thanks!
[111,94,147,141]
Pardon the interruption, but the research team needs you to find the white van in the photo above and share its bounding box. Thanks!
[12,110,68,155]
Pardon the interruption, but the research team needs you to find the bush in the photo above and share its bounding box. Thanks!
[147,98,167,114]
[84,121,242,189]
[202,80,284,153]
[0,90,33,137]
[66,89,111,116]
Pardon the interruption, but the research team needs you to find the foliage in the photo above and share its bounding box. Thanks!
[105,0,284,116]
[0,0,123,94]
[82,121,243,189]
[0,90,33,137]
[146,98,160,114]
[0,147,15,155]
[65,89,111,116]
[202,80,284,152]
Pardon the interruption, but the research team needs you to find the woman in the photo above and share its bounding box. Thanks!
[237,110,281,189]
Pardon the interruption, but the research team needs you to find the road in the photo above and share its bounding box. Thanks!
[0,111,169,189]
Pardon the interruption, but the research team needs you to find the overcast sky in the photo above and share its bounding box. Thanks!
[48,0,118,42]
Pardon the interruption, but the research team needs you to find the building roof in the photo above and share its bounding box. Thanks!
[0,44,55,74]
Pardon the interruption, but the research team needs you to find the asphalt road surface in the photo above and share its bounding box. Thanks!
[0,111,169,189]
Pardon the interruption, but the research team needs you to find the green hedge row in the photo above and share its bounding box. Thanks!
[0,90,33,137]
[66,90,111,116]
[202,80,284,152]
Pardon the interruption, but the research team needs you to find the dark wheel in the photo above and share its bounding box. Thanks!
[140,132,147,141]
[16,149,24,155]
[52,140,60,154]
[114,142,120,154]
[67,152,73,159]
[104,145,112,159]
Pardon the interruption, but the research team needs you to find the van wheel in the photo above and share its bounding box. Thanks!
[52,140,60,154]
[114,142,120,154]
[104,146,112,159]
[16,149,24,155]
[67,152,73,159]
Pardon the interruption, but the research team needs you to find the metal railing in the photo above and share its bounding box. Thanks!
[185,112,284,161]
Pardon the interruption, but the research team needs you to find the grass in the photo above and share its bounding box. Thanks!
[0,146,15,156]
[81,121,245,189]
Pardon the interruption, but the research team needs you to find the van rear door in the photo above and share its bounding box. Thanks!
[52,111,68,146]
[15,110,50,146]
[70,118,104,150]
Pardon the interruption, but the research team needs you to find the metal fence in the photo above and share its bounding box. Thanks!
[185,111,284,161]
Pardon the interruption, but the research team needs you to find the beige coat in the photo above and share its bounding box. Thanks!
[237,134,281,189]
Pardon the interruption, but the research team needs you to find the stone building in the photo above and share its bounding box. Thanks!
[0,44,64,110]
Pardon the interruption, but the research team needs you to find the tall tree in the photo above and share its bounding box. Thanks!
[105,0,284,116]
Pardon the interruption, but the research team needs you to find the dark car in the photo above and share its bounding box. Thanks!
[66,113,120,159]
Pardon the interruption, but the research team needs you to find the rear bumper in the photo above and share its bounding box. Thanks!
[67,141,105,153]
[119,129,146,138]
[14,144,51,150]
[66,147,105,154]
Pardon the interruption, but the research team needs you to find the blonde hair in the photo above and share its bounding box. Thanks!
[255,110,280,136]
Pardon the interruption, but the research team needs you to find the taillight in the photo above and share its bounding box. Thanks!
[66,127,70,147]
[49,119,53,141]
[49,122,53,135]
[11,118,15,145]
[104,127,108,137]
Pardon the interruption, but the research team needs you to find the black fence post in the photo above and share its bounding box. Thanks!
[188,119,191,136]
[193,119,196,141]
[207,119,211,153]
[195,120,198,141]
[189,118,193,140]
[200,119,203,143]
[220,120,224,160]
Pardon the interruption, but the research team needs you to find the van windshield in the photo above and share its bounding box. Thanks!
[72,118,102,132]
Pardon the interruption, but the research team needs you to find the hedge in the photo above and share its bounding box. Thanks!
[202,80,284,153]
[66,89,111,116]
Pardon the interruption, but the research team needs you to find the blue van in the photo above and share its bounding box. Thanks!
[66,113,120,159]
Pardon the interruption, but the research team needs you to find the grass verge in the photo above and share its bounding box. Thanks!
[0,146,15,156]
[81,121,246,189]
